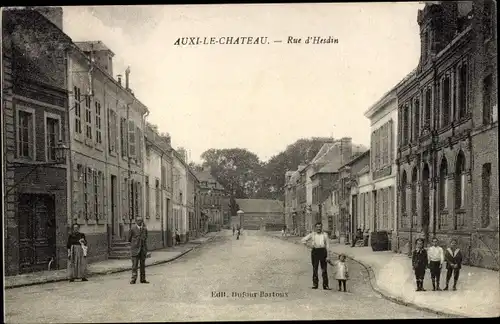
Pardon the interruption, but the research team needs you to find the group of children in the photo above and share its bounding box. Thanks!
[412,237,463,292]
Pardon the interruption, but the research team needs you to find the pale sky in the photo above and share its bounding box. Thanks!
[62,3,424,163]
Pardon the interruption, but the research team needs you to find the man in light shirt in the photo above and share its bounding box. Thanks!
[301,222,331,290]
[427,237,444,291]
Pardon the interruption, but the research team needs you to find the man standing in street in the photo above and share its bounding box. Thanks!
[301,222,331,290]
[128,217,149,284]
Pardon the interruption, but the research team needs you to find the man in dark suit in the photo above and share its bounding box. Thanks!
[128,217,149,284]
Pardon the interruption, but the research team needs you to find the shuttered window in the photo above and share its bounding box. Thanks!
[120,117,128,157]
[128,121,136,158]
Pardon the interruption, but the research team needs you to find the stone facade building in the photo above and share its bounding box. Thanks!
[396,1,498,269]
[172,150,189,243]
[337,151,370,244]
[363,82,403,250]
[2,9,73,275]
[144,124,173,249]
[68,40,148,262]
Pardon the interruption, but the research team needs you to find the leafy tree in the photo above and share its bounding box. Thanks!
[200,148,263,199]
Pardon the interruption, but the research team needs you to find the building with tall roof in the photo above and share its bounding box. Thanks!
[194,167,226,232]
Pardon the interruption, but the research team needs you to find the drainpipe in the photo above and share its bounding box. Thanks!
[65,47,74,230]
[160,149,165,247]
[126,102,132,231]
[431,56,439,242]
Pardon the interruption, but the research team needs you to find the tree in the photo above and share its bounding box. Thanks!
[200,148,263,199]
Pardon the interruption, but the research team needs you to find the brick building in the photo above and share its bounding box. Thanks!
[194,167,226,232]
[2,9,73,275]
[396,1,498,269]
[234,199,284,230]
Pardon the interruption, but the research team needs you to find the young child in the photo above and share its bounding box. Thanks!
[427,237,444,291]
[412,238,428,291]
[332,254,349,292]
[444,238,463,291]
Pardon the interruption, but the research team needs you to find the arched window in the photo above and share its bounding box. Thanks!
[400,171,407,227]
[439,158,448,211]
[455,151,466,209]
[411,167,418,227]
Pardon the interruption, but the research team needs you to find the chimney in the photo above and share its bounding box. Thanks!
[340,137,353,164]
[34,7,63,31]
[117,74,122,86]
[177,147,187,162]
[125,66,131,90]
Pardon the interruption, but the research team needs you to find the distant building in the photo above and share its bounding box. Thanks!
[235,199,284,230]
[194,167,226,232]
[284,137,367,236]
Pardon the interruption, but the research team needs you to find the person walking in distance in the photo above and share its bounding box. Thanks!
[427,237,444,291]
[301,222,331,290]
[236,226,241,240]
[412,238,428,291]
[232,226,235,236]
[128,217,149,284]
[444,238,463,291]
[176,229,181,245]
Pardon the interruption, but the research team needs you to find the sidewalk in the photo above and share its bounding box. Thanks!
[5,232,219,289]
[267,231,500,318]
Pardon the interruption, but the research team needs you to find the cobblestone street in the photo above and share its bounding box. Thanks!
[4,230,440,322]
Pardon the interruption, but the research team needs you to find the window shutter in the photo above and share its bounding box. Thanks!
[101,172,107,222]
[128,121,136,158]
[122,178,128,220]
[388,120,393,163]
[73,164,82,222]
[136,126,142,163]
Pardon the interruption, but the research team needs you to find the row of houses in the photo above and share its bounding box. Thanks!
[2,7,226,276]
[285,1,498,270]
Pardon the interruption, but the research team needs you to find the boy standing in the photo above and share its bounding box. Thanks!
[444,238,463,291]
[427,237,444,291]
[412,238,428,291]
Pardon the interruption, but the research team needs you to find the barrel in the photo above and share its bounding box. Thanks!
[371,231,389,251]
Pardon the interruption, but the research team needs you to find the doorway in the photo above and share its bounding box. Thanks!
[422,164,430,243]
[18,193,56,274]
[352,194,358,235]
[111,175,118,238]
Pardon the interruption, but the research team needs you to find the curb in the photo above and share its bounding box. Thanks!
[267,234,466,318]
[5,235,218,290]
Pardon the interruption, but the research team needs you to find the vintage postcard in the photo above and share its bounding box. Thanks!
[2,2,498,322]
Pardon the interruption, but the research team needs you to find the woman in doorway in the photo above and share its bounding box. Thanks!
[67,224,88,282]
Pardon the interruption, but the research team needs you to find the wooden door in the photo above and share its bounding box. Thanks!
[18,194,56,274]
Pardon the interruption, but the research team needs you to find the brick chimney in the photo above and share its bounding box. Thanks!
[35,7,63,31]
[340,137,353,164]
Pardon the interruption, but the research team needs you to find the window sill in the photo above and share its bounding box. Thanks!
[95,145,104,152]
[74,135,83,143]
[84,138,93,147]
[96,217,106,225]
[109,150,116,158]
[87,219,97,225]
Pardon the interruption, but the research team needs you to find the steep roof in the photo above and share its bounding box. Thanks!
[235,199,284,214]
[194,170,224,189]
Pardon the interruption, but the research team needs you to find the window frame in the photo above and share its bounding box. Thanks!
[74,86,82,135]
[95,100,102,145]
[44,112,62,162]
[85,95,93,140]
[16,105,36,161]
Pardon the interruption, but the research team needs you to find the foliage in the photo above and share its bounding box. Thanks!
[196,137,334,201]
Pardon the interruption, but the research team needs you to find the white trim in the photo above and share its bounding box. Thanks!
[15,105,36,161]
[44,112,63,162]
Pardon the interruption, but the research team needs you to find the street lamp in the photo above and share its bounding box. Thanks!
[237,209,244,229]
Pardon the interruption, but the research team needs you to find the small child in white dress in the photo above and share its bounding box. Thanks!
[334,254,349,292]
